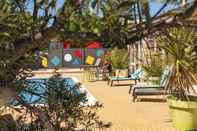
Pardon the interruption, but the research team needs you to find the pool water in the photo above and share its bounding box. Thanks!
[10,78,83,105]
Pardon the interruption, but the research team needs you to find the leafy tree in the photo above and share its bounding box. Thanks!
[0,0,155,88]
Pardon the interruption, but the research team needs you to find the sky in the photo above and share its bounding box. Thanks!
[60,0,177,16]
[49,0,177,26]
[149,1,177,16]
[27,0,178,17]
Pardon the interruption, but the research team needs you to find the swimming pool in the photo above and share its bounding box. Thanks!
[10,77,97,106]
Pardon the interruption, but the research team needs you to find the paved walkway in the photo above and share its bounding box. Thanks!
[83,80,177,131]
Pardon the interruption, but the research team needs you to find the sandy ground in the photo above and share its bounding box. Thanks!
[83,80,177,131]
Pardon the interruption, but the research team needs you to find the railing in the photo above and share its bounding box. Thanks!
[83,66,99,82]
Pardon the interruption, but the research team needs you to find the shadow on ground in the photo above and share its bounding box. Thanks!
[136,98,167,103]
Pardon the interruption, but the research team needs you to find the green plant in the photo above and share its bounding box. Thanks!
[142,52,164,84]
[157,27,197,100]
[142,52,164,76]
[104,48,129,69]
[16,73,111,131]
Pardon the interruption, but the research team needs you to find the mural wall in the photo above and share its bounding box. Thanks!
[48,42,63,67]
[63,49,83,67]
[84,49,106,66]
[47,42,108,68]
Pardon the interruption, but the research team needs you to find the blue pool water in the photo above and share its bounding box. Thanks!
[11,78,81,105]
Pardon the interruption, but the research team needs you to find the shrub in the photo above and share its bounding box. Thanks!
[13,73,111,130]
[142,52,164,84]
[104,48,129,69]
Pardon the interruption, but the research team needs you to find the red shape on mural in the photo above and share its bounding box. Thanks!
[86,41,103,48]
[64,41,70,49]
[74,49,82,58]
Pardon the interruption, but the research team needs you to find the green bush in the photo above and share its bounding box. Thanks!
[142,52,165,84]
[143,52,164,74]
[15,73,111,130]
[104,48,129,69]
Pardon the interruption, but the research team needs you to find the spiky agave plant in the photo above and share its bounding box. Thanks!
[157,27,197,100]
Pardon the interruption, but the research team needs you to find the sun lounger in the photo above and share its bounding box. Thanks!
[108,68,143,87]
[131,67,171,102]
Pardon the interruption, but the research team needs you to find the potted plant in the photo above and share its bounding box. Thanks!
[157,27,197,131]
[104,48,129,77]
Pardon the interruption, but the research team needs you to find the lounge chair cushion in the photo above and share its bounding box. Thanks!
[133,84,161,88]
[134,87,165,95]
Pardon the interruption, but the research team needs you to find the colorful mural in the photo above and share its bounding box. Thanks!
[41,56,48,68]
[63,49,83,67]
[48,42,63,67]
[47,42,108,68]
[84,49,106,66]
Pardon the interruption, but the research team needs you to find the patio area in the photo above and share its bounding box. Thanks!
[0,69,178,131]
[1,0,196,130]
[84,80,177,131]
[33,69,177,131]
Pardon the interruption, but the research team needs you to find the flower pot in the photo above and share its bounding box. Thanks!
[167,96,197,131]
[115,69,128,77]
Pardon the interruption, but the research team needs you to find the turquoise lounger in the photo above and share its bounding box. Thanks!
[131,67,171,102]
[108,68,143,87]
